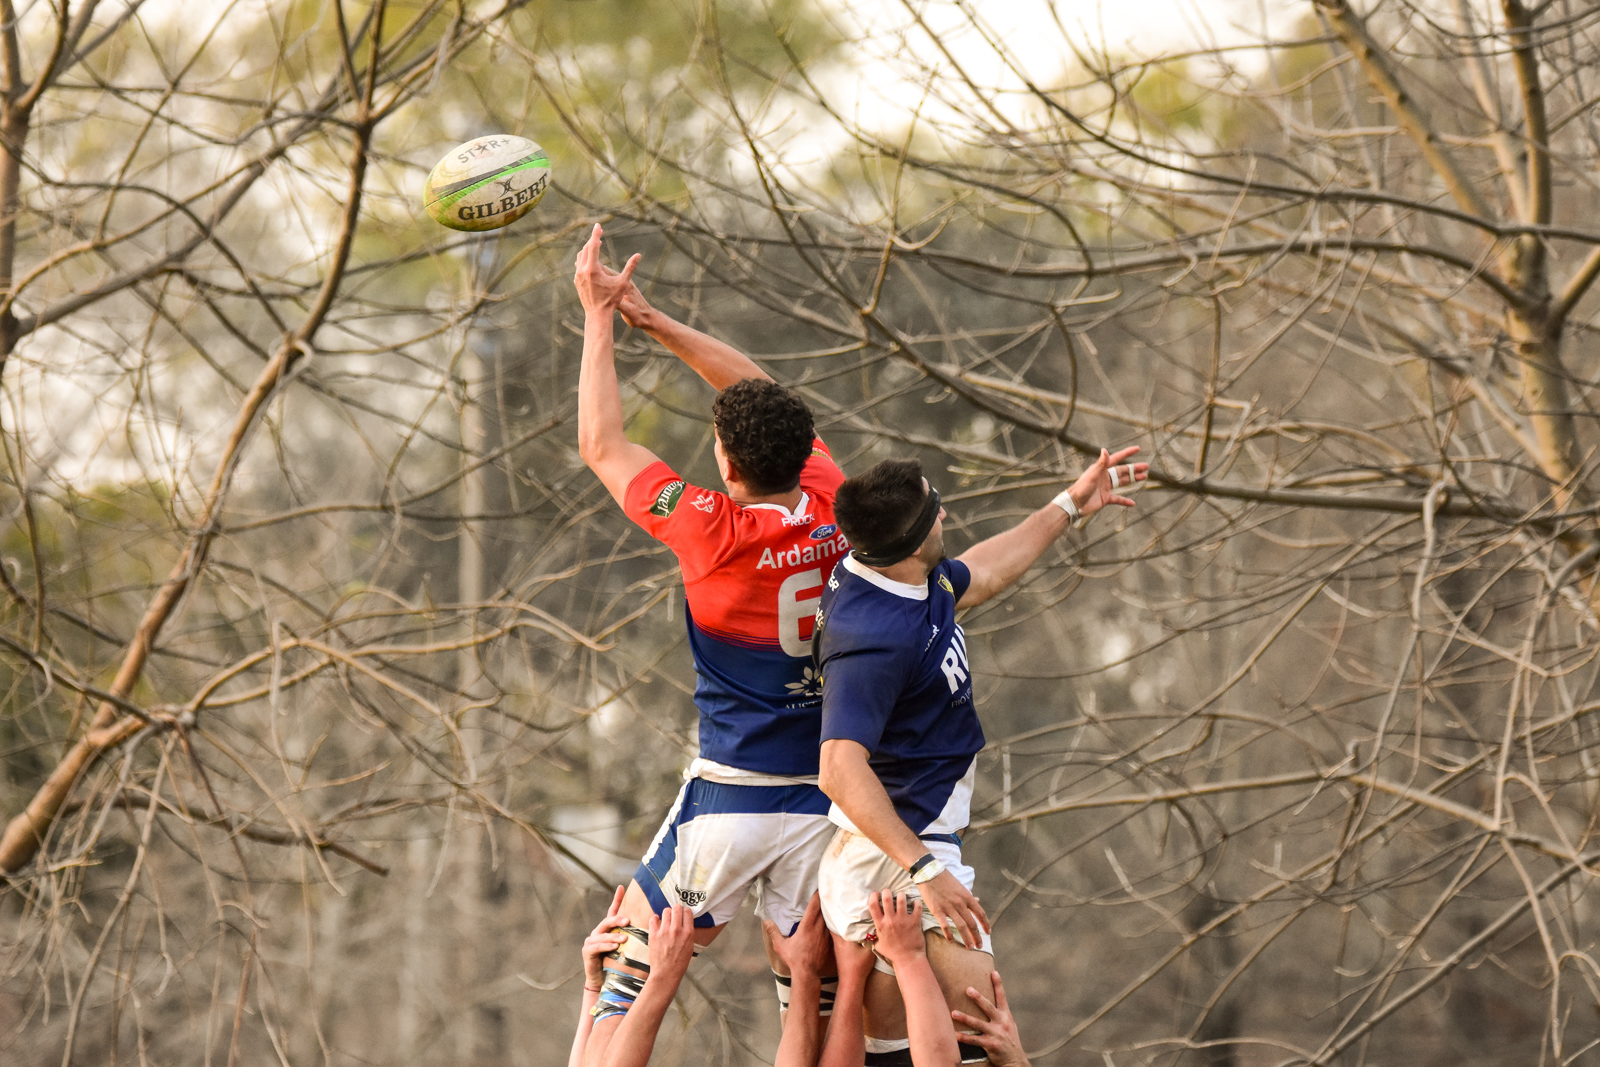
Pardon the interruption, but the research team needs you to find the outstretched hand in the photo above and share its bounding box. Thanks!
[573,223,641,317]
[951,972,1031,1067]
[582,885,630,991]
[1070,446,1147,518]
[616,278,657,331]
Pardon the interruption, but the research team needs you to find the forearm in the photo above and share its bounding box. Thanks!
[820,741,927,870]
[578,310,659,505]
[599,976,678,1067]
[579,310,629,460]
[895,956,959,1067]
[637,307,770,390]
[774,973,824,1067]
[568,991,600,1067]
[817,972,867,1067]
[955,503,1071,608]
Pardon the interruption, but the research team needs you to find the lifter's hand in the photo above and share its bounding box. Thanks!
[1068,446,1147,519]
[951,972,1031,1067]
[581,885,629,990]
[869,891,928,968]
[832,930,878,985]
[763,893,834,981]
[647,905,697,988]
[573,223,641,317]
[916,869,989,951]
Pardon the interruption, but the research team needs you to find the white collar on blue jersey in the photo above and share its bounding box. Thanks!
[743,491,811,523]
[841,552,929,600]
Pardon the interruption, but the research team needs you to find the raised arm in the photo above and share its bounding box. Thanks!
[818,739,989,950]
[575,224,662,507]
[619,281,772,390]
[955,446,1146,608]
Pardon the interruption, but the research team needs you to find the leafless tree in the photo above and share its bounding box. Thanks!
[9,1,1600,1065]
[550,0,1600,1063]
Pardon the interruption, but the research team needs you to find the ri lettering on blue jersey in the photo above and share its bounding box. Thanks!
[815,555,986,835]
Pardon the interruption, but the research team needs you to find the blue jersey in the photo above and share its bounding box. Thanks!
[816,555,984,834]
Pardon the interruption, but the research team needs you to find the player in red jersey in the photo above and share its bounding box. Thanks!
[574,225,844,1065]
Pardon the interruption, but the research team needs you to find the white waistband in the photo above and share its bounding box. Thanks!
[688,757,820,788]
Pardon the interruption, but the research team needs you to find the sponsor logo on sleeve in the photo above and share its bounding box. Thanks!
[649,481,686,517]
[938,574,954,594]
[810,523,838,540]
[690,491,716,513]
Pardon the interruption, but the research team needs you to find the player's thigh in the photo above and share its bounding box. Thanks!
[620,879,724,948]
[862,965,909,1040]
[754,810,834,932]
[926,933,997,1021]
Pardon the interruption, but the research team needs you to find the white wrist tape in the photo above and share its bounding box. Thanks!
[1051,488,1082,522]
[910,857,947,884]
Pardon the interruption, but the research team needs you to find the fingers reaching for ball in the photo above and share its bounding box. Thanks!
[574,223,643,315]
[1069,446,1149,519]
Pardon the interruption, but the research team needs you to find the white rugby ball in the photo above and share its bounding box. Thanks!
[423,134,551,232]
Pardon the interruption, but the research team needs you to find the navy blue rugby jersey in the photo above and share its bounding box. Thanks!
[816,554,985,835]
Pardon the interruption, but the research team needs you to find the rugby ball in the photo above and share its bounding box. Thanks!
[423,135,551,232]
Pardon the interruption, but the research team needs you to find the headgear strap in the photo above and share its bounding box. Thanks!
[851,486,941,567]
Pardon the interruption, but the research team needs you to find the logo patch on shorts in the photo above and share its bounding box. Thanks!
[938,574,954,594]
[650,481,686,517]
[676,888,707,907]
[810,523,838,540]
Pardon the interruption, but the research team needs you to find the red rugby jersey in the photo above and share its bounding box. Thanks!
[623,440,847,775]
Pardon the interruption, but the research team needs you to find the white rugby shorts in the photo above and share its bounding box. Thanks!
[634,775,835,934]
[817,827,993,956]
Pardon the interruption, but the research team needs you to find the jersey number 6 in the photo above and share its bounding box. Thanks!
[777,568,824,657]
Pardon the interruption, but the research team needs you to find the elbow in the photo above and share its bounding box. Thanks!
[817,745,840,801]
[577,427,607,469]
[817,740,856,801]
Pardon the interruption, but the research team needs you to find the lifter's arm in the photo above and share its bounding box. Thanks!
[956,446,1146,608]
[619,283,772,390]
[575,224,661,507]
[767,895,832,1067]
[818,739,989,950]
[590,907,696,1067]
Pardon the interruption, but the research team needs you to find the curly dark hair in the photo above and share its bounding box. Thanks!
[833,458,926,552]
[712,378,815,494]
